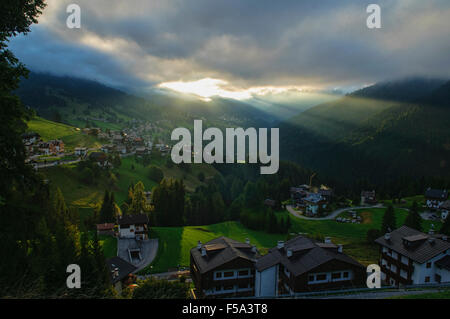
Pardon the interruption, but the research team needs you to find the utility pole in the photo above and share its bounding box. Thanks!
[309,172,316,188]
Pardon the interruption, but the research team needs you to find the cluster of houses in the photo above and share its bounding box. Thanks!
[83,125,172,160]
[190,225,450,298]
[22,132,65,157]
[290,185,333,216]
[425,188,449,220]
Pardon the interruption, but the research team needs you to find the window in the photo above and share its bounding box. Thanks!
[400,269,408,279]
[215,272,222,279]
[401,256,409,265]
[238,269,249,277]
[435,274,441,283]
[224,285,234,291]
[224,271,234,278]
[316,274,327,281]
[343,272,349,278]
[238,283,250,289]
[308,275,315,282]
[426,262,432,268]
[331,272,342,280]
[425,276,430,283]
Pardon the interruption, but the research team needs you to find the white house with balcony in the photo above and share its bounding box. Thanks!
[375,226,450,287]
[117,214,149,240]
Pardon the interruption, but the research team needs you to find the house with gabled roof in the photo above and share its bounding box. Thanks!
[117,214,149,240]
[190,237,260,298]
[425,188,448,210]
[254,236,365,296]
[375,225,450,286]
[106,256,137,294]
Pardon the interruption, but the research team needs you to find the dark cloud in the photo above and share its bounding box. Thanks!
[8,0,450,92]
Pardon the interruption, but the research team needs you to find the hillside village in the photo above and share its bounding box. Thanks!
[22,120,172,169]
[20,116,450,299]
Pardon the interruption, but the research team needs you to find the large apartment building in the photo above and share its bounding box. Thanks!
[255,236,365,296]
[375,226,450,286]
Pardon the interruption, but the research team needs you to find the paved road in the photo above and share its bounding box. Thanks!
[117,238,159,273]
[33,158,81,169]
[286,204,384,221]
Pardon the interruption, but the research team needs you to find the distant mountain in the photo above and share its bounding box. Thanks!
[15,72,272,130]
[280,78,450,184]
[350,77,446,103]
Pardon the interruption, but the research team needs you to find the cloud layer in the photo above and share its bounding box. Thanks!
[9,0,450,94]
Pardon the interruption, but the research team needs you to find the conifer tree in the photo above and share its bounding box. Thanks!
[404,201,422,231]
[381,205,396,234]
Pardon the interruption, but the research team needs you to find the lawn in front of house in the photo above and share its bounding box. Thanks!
[141,221,286,274]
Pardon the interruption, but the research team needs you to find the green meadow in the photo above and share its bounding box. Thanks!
[27,117,103,151]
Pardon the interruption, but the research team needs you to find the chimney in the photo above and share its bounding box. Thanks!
[277,241,285,249]
[201,247,206,257]
[245,238,250,245]
[443,235,448,242]
[429,229,435,236]
[114,267,119,278]
[428,237,436,245]
[324,237,332,244]
[384,233,391,241]
[287,249,293,257]
[197,241,202,250]
[251,245,257,253]
[338,244,343,253]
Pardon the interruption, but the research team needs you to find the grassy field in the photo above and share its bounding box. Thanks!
[99,235,118,258]
[42,164,112,209]
[382,195,426,208]
[27,117,103,151]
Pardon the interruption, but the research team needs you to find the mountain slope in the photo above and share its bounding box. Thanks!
[280,78,450,183]
[15,72,271,130]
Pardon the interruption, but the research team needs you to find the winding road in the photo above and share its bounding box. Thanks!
[286,204,385,220]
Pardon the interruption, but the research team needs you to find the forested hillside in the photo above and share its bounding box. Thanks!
[280,78,450,185]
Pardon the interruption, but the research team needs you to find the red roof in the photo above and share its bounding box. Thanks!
[96,223,115,231]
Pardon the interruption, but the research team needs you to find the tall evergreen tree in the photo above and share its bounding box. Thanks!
[440,215,450,236]
[381,205,396,234]
[404,201,422,231]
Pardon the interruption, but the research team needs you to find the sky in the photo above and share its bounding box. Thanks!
[9,0,450,101]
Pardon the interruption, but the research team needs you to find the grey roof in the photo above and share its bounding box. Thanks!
[374,225,450,264]
[117,214,149,225]
[425,188,448,200]
[255,236,364,276]
[106,256,137,284]
[436,255,450,271]
[191,237,260,274]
